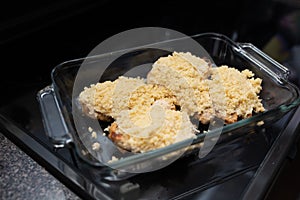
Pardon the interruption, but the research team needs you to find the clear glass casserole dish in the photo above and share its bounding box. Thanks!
[37,32,300,175]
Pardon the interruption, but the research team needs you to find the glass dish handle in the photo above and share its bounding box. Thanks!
[237,43,290,84]
[37,85,72,148]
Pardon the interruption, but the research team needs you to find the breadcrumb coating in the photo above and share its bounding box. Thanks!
[78,51,265,153]
[108,83,196,153]
[147,51,214,123]
[78,76,146,120]
[147,52,265,124]
[207,66,265,123]
[109,108,196,153]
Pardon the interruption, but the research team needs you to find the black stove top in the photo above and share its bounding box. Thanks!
[0,82,299,200]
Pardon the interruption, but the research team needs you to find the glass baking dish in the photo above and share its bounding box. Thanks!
[37,32,300,176]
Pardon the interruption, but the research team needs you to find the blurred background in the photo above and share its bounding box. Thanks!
[1,0,299,102]
[0,0,299,199]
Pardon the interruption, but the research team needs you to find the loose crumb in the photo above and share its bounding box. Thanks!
[92,142,101,150]
[91,131,97,139]
[108,155,119,163]
[81,150,87,156]
[257,121,264,126]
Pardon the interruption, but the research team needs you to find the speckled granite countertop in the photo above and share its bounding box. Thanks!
[0,132,81,200]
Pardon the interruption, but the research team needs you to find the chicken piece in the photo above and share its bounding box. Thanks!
[78,76,145,120]
[207,65,265,124]
[147,51,214,123]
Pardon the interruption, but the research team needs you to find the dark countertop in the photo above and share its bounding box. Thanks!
[0,132,81,200]
[1,107,299,200]
[0,85,299,200]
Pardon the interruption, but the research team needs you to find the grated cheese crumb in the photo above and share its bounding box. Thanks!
[92,142,100,150]
[257,121,264,126]
[108,155,119,163]
[91,131,97,139]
